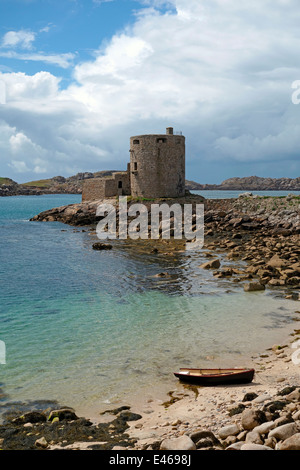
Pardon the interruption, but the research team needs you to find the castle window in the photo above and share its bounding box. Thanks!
[118,181,123,189]
[133,139,140,145]
[134,162,138,171]
[157,138,167,143]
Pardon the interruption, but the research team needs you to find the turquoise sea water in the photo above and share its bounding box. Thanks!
[0,193,298,418]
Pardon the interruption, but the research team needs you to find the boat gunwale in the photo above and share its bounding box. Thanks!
[174,368,255,378]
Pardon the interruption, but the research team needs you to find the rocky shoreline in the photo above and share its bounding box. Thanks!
[0,405,141,450]
[1,333,300,451]
[1,174,300,197]
[198,193,300,295]
[30,193,300,293]
[193,176,300,191]
[1,193,299,451]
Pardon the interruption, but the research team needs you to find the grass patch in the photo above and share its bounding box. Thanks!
[0,177,15,185]
[21,179,52,188]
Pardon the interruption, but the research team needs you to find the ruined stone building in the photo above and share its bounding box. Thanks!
[82,127,185,202]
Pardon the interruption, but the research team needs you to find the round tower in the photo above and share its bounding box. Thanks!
[129,127,185,199]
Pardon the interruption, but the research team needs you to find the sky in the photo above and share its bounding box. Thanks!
[0,0,300,184]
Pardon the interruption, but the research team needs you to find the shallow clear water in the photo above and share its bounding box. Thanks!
[0,194,298,417]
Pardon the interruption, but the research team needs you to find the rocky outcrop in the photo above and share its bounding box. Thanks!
[193,176,300,191]
[30,193,299,230]
[29,194,206,227]
[219,176,300,191]
[0,178,42,197]
[131,385,300,451]
[30,201,101,226]
[30,194,300,294]
[200,259,221,269]
[202,195,300,292]
[0,405,140,450]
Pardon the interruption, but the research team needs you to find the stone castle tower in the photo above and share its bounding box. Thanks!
[130,127,185,199]
[82,127,185,201]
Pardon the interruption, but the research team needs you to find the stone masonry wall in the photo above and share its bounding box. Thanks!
[112,172,131,196]
[82,128,185,201]
[82,171,130,201]
[82,178,113,201]
[129,133,185,199]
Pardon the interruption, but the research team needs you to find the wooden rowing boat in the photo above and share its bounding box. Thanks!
[174,368,255,385]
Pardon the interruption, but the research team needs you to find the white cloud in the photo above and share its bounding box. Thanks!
[75,35,153,82]
[2,30,36,50]
[0,50,75,69]
[39,24,54,34]
[0,80,5,104]
[1,0,300,182]
[0,28,75,69]
[8,160,30,173]
[1,72,61,104]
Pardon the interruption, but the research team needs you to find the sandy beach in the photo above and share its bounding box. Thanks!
[26,320,299,451]
[122,325,300,450]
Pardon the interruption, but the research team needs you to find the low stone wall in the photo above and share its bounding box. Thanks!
[82,178,109,201]
[82,172,130,202]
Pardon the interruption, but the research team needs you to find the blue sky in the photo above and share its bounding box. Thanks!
[0,0,166,83]
[0,0,300,183]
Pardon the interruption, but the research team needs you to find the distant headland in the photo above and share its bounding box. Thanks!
[1,174,299,197]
